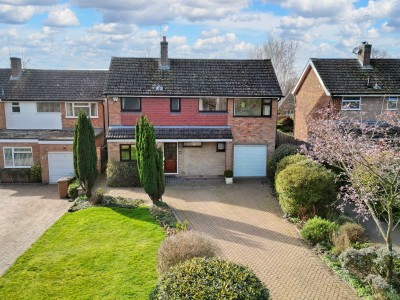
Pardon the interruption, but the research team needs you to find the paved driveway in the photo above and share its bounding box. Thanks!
[99,178,359,299]
[0,184,71,275]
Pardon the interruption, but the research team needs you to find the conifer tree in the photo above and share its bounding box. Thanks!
[73,110,98,198]
[135,115,165,203]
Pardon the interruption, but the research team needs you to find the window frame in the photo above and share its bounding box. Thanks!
[3,147,33,168]
[387,97,398,111]
[233,98,272,117]
[119,144,137,161]
[65,102,98,118]
[198,98,228,112]
[170,98,181,112]
[216,142,226,152]
[36,102,61,113]
[121,97,141,112]
[11,102,20,113]
[341,97,361,111]
[183,142,202,147]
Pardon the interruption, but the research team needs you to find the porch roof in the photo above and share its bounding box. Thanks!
[106,126,233,140]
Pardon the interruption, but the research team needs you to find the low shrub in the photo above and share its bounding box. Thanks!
[150,258,269,300]
[67,179,80,199]
[275,153,307,176]
[333,223,366,254]
[267,144,298,175]
[339,247,377,279]
[29,165,42,183]
[275,160,336,217]
[300,217,338,245]
[92,188,105,204]
[150,202,178,230]
[224,169,233,177]
[106,161,141,187]
[157,231,220,274]
[374,248,400,281]
[335,214,356,226]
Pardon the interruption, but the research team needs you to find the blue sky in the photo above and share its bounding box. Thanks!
[0,0,399,70]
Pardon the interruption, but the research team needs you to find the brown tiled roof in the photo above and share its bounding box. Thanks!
[311,58,400,95]
[107,126,233,140]
[104,58,282,97]
[2,69,107,101]
[0,129,103,140]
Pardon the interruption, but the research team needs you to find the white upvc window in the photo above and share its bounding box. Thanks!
[3,147,33,168]
[341,97,361,110]
[37,102,61,113]
[65,102,98,118]
[387,97,398,111]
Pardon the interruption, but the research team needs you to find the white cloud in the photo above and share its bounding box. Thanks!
[0,4,37,24]
[381,21,396,32]
[200,28,220,38]
[0,0,56,5]
[193,32,236,49]
[44,8,80,27]
[89,23,138,34]
[280,16,317,29]
[367,27,380,39]
[282,0,356,18]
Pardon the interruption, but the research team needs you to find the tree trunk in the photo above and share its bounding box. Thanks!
[387,205,394,282]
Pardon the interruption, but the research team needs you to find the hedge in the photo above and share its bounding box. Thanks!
[106,161,141,187]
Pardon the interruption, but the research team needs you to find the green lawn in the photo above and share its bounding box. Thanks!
[0,206,165,299]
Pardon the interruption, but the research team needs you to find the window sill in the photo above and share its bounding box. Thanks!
[341,109,361,111]
[65,116,99,119]
[3,166,32,169]
[198,111,228,113]
[233,115,271,118]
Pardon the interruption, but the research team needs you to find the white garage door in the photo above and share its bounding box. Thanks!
[48,152,74,184]
[233,145,267,177]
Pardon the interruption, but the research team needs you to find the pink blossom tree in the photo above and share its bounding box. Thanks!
[303,109,400,281]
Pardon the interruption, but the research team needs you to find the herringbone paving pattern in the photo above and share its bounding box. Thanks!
[0,184,71,275]
[98,177,359,299]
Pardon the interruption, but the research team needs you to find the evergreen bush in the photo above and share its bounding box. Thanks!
[267,144,298,175]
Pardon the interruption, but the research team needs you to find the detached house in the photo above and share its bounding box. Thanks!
[293,42,400,142]
[0,58,107,183]
[104,37,282,177]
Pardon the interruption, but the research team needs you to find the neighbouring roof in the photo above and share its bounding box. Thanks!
[310,58,400,95]
[1,69,108,101]
[0,129,103,140]
[104,58,282,97]
[107,126,233,140]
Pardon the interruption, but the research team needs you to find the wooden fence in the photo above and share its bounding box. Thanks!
[275,130,305,147]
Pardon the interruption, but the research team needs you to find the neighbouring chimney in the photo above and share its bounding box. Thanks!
[10,57,22,80]
[358,41,372,67]
[160,36,169,70]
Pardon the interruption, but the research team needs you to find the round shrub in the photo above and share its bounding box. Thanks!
[275,160,336,216]
[275,153,307,176]
[300,217,338,245]
[67,179,80,199]
[335,214,356,226]
[339,247,377,279]
[157,231,220,274]
[333,223,366,253]
[267,144,298,175]
[150,258,269,300]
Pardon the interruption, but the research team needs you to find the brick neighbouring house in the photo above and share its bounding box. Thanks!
[293,41,400,142]
[104,37,282,177]
[0,58,107,183]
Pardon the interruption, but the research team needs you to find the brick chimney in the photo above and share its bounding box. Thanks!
[358,41,372,67]
[160,36,169,70]
[10,57,22,80]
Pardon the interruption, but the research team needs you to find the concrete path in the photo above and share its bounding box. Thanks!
[0,184,71,276]
[99,177,359,299]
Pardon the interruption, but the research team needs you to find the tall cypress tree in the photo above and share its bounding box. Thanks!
[73,110,98,198]
[135,115,165,204]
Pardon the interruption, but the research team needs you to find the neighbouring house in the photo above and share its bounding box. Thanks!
[293,41,400,142]
[278,94,294,118]
[0,57,107,183]
[104,37,282,177]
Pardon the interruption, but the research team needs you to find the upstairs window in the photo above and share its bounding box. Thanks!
[388,97,398,111]
[66,102,98,118]
[120,145,136,161]
[122,97,141,111]
[234,98,272,117]
[341,97,361,110]
[170,98,181,112]
[3,147,33,168]
[37,102,60,112]
[12,102,20,113]
[199,98,227,112]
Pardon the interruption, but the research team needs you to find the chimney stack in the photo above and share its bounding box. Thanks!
[10,57,22,80]
[358,41,372,67]
[160,36,169,70]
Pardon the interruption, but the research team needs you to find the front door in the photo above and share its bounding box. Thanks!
[164,143,177,173]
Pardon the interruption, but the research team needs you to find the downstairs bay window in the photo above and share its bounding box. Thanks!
[3,147,33,168]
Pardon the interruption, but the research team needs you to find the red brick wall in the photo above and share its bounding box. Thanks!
[61,101,105,129]
[294,67,332,142]
[0,102,6,129]
[107,97,228,126]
